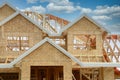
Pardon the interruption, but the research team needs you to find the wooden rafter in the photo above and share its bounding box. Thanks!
[24,11,57,33]
[46,14,69,27]
[103,49,111,62]
[24,11,69,33]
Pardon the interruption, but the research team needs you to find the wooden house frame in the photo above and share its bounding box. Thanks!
[0,2,120,80]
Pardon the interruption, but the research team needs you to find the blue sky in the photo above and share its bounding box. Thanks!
[0,0,120,33]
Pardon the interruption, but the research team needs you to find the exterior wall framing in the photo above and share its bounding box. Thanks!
[0,2,119,80]
[19,42,72,80]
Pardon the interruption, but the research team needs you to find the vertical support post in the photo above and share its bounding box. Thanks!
[21,62,30,80]
[64,64,72,80]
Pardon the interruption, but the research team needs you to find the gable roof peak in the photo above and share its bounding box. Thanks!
[0,1,18,11]
[60,13,110,34]
[0,11,52,35]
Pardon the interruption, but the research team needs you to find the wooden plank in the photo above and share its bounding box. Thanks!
[72,73,76,80]
[103,49,111,62]
[46,14,69,27]
[80,70,90,80]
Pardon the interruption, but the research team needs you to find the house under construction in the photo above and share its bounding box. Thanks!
[0,2,120,80]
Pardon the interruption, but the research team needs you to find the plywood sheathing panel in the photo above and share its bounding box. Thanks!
[19,42,72,80]
[0,14,43,57]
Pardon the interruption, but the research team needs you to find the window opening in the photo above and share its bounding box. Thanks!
[7,36,29,51]
[73,34,96,50]
[51,38,65,46]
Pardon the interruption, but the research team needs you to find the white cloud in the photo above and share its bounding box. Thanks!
[46,3,78,13]
[40,0,80,13]
[20,5,46,13]
[111,13,120,17]
[27,0,38,3]
[93,5,120,15]
[76,5,120,17]
[78,7,92,13]
[31,6,46,13]
[40,0,73,6]
[40,0,91,14]
[26,0,120,17]
[92,15,112,20]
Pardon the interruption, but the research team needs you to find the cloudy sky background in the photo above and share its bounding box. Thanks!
[0,0,120,33]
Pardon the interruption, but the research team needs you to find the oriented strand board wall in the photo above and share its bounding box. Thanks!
[102,67,114,80]
[0,14,43,57]
[19,42,72,80]
[66,17,104,62]
[0,4,15,21]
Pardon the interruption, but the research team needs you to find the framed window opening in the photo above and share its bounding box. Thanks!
[73,34,96,50]
[51,38,66,46]
[7,36,29,51]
